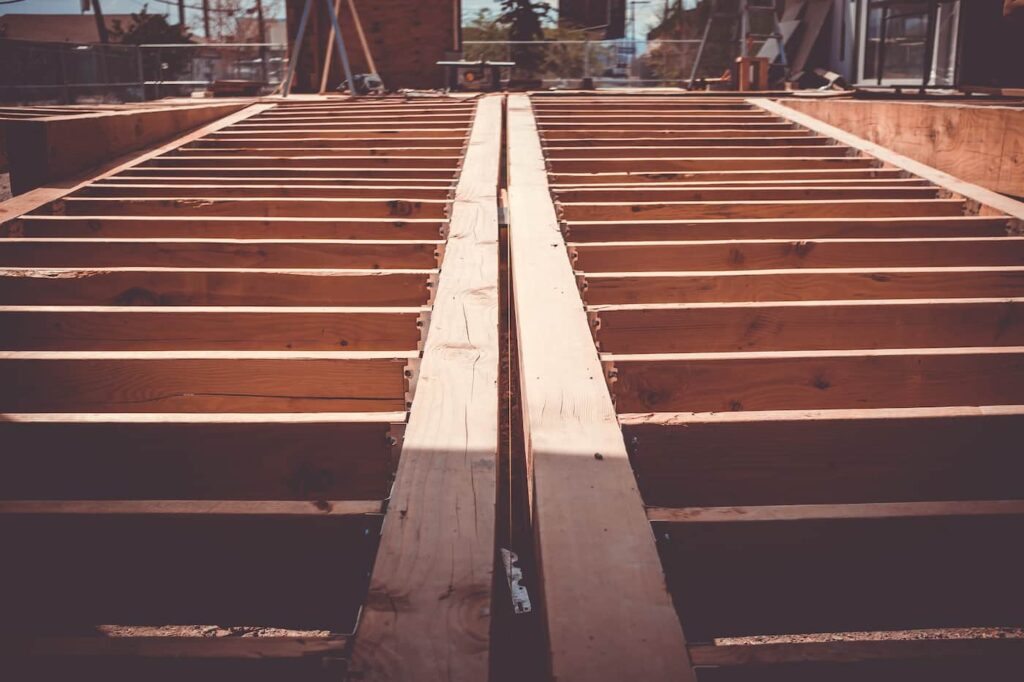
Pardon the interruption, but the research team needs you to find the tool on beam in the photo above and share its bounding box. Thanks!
[282,0,357,97]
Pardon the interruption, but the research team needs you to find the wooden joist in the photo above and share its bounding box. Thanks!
[518,90,1024,680]
[0,306,426,351]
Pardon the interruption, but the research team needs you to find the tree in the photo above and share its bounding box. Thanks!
[497,0,553,72]
[109,7,193,45]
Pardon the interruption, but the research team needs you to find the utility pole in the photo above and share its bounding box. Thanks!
[91,0,109,44]
[177,0,186,28]
[202,0,212,41]
[255,0,268,83]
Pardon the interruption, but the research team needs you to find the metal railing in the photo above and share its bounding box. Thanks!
[462,39,703,87]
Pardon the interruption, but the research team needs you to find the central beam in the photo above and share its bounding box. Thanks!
[507,93,694,681]
[348,95,501,681]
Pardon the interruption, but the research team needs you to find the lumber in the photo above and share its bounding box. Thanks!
[0,305,425,351]
[751,98,1024,224]
[506,93,694,681]
[348,95,501,682]
[591,298,1024,353]
[622,406,1024,507]
[604,346,1024,413]
[0,413,402,501]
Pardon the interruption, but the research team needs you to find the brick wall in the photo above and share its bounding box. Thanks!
[285,0,460,92]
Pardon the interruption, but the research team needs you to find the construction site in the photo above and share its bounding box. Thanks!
[0,0,1022,680]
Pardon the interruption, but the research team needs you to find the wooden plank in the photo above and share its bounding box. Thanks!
[348,95,500,682]
[751,98,1024,224]
[0,500,382,516]
[0,413,401,500]
[57,196,448,219]
[623,406,1024,507]
[604,347,1024,413]
[557,187,940,203]
[564,216,1011,242]
[0,268,434,306]
[7,635,349,659]
[592,298,1024,353]
[81,184,453,200]
[0,239,441,269]
[5,216,446,240]
[550,168,905,185]
[0,510,381,630]
[652,500,1024,639]
[506,93,694,681]
[0,306,424,351]
[572,238,1024,272]
[581,267,1024,304]
[544,145,852,159]
[545,135,828,148]
[559,199,963,221]
[0,351,413,412]
[780,99,1024,197]
[141,156,460,169]
[106,166,459,180]
[688,636,1024,665]
[3,102,249,195]
[0,104,276,224]
[549,156,876,173]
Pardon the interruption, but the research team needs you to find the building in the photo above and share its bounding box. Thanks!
[815,0,1024,88]
[285,0,460,92]
[0,13,137,43]
[559,0,627,39]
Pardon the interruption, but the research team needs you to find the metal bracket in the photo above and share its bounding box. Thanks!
[403,358,421,411]
[416,308,432,352]
[586,309,602,349]
[386,421,406,478]
[501,548,532,615]
[424,271,440,308]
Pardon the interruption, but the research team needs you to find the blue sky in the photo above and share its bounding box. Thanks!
[4,0,664,34]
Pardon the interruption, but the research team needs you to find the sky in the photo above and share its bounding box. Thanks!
[2,0,665,35]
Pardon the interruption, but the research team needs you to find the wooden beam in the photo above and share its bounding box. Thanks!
[549,156,877,173]
[506,93,694,681]
[0,508,381,631]
[581,267,1024,304]
[0,239,441,269]
[604,346,1024,413]
[563,216,1010,242]
[572,237,1024,272]
[80,184,453,200]
[0,104,276,224]
[0,350,413,412]
[750,98,1024,224]
[0,412,403,501]
[550,168,905,185]
[0,268,435,306]
[7,634,349,659]
[591,298,1024,353]
[652,499,1024,640]
[6,216,446,240]
[778,99,1024,197]
[348,95,500,682]
[559,199,963,221]
[0,306,425,351]
[2,102,249,195]
[688,636,1024,666]
[622,405,1024,507]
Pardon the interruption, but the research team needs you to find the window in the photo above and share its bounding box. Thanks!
[857,0,960,86]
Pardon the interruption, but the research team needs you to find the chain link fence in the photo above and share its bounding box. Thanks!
[463,40,702,88]
[1,38,286,104]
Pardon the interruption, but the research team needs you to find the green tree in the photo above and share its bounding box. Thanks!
[498,0,552,72]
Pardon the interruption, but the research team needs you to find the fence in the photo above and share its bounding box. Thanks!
[463,39,702,88]
[0,39,287,104]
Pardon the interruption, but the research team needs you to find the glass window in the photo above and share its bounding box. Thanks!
[859,0,959,85]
